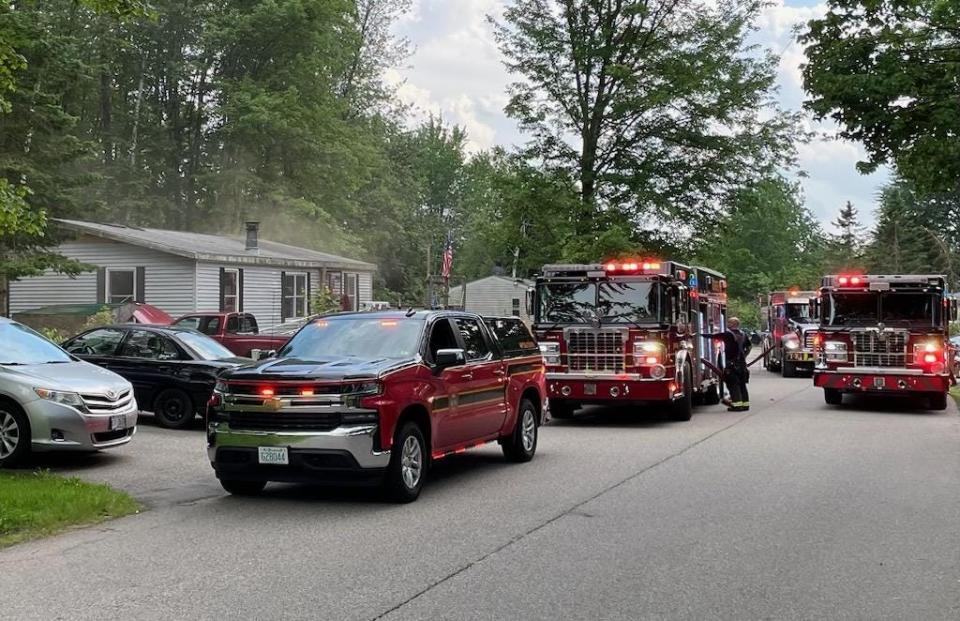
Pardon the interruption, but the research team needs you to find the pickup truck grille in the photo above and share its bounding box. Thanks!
[852,331,907,367]
[227,411,341,432]
[81,390,134,415]
[565,329,627,373]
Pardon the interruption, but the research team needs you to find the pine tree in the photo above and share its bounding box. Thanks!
[827,201,863,271]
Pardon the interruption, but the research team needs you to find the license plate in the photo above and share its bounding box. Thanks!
[584,383,596,396]
[109,415,126,431]
[258,446,289,465]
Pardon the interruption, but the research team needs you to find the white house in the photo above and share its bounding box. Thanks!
[8,219,377,329]
[448,275,533,322]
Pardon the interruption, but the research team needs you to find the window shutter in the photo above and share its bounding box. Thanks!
[135,267,145,303]
[218,267,225,312]
[306,272,312,315]
[238,269,244,312]
[280,271,287,322]
[96,268,106,304]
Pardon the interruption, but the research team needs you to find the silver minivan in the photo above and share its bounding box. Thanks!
[0,317,138,467]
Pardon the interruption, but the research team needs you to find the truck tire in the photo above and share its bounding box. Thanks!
[928,392,948,411]
[669,363,693,422]
[153,388,196,429]
[0,403,30,468]
[383,422,426,503]
[549,401,576,420]
[782,361,796,378]
[219,478,266,496]
[702,384,720,406]
[824,388,842,406]
[502,399,538,463]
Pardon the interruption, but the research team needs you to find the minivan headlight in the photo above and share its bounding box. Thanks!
[33,388,84,407]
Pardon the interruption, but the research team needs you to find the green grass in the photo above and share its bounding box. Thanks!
[950,385,960,407]
[0,471,140,547]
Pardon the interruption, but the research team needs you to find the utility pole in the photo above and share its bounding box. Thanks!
[512,219,530,279]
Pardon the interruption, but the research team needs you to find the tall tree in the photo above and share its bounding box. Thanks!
[800,0,960,193]
[825,201,863,271]
[493,0,799,232]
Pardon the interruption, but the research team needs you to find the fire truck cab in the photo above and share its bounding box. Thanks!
[532,260,728,421]
[813,274,952,410]
[761,289,818,377]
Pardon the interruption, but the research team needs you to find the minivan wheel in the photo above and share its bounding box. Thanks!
[502,399,538,463]
[383,422,426,503]
[153,388,195,429]
[220,478,267,496]
[0,405,30,468]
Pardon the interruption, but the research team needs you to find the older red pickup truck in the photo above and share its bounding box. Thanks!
[172,312,289,358]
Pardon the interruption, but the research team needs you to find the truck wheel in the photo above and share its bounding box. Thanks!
[782,361,796,378]
[702,384,720,406]
[928,392,948,411]
[219,478,267,496]
[383,422,426,503]
[0,404,30,468]
[669,363,693,422]
[824,388,842,406]
[549,401,575,420]
[502,399,538,463]
[153,388,196,429]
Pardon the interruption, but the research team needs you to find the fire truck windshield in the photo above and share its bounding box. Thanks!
[786,303,813,323]
[822,292,941,326]
[537,281,661,324]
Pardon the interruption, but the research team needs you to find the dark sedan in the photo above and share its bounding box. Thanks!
[63,325,250,429]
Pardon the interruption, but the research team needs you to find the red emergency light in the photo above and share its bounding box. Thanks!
[837,275,866,287]
[605,259,663,274]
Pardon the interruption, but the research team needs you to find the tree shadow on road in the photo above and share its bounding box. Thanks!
[547,403,718,429]
[831,393,950,416]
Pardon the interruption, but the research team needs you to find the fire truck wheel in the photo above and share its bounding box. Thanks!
[702,384,720,406]
[782,361,797,378]
[928,392,948,411]
[669,363,693,422]
[823,388,842,406]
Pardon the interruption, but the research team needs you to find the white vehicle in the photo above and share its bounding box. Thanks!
[0,318,138,467]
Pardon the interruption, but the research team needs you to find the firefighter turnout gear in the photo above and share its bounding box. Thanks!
[705,318,752,412]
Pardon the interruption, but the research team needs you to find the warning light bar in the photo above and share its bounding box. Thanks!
[604,259,663,274]
[836,275,866,287]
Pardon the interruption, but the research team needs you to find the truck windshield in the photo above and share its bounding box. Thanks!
[823,292,940,326]
[0,322,73,365]
[598,281,659,323]
[786,303,813,323]
[537,280,661,324]
[281,318,424,360]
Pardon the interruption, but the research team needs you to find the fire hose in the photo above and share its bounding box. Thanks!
[699,344,777,402]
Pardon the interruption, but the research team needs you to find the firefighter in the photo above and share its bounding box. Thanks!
[703,317,752,412]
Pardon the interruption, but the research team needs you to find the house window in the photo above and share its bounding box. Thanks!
[512,298,521,317]
[221,269,239,313]
[282,272,309,319]
[106,269,136,304]
[327,271,342,295]
[345,273,358,311]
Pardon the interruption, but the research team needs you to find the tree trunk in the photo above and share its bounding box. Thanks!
[100,70,113,164]
[129,60,145,167]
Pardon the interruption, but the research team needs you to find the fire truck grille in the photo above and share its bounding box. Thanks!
[803,332,816,350]
[852,331,907,367]
[565,329,626,373]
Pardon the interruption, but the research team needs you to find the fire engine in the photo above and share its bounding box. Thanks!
[761,289,818,377]
[813,274,952,410]
[531,260,727,421]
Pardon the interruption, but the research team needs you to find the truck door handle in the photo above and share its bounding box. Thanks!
[460,373,474,380]
[493,369,506,376]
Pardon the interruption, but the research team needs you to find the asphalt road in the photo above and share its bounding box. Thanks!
[2,370,959,620]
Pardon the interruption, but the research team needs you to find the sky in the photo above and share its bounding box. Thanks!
[388,0,889,231]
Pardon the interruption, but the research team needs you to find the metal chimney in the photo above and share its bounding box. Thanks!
[245,221,260,252]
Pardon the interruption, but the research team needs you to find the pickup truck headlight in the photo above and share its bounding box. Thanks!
[539,342,561,366]
[345,381,382,396]
[33,388,84,408]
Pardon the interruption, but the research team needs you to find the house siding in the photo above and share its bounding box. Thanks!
[449,277,531,322]
[9,237,196,316]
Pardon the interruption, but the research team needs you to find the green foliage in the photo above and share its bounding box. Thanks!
[494,0,801,229]
[695,176,825,300]
[310,287,341,315]
[823,201,864,272]
[800,0,960,192]
[0,470,140,547]
[727,297,761,331]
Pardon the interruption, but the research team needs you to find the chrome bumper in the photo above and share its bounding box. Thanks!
[208,423,391,469]
[24,398,138,452]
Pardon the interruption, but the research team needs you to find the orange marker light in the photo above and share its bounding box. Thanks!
[301,389,315,397]
[260,388,275,397]
[380,321,399,327]
[644,356,659,365]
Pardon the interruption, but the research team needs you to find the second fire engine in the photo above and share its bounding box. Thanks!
[531,260,728,421]
[761,289,818,377]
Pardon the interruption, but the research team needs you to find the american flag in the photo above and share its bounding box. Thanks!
[441,233,454,281]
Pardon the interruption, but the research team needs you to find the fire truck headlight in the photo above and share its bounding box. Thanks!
[649,364,667,380]
[539,342,561,366]
[784,339,800,350]
[634,341,664,365]
[824,341,847,362]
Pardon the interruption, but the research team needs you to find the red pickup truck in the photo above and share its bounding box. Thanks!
[172,312,289,358]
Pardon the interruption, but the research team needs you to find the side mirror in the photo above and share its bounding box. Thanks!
[435,348,465,370]
[252,349,277,361]
[525,287,535,318]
